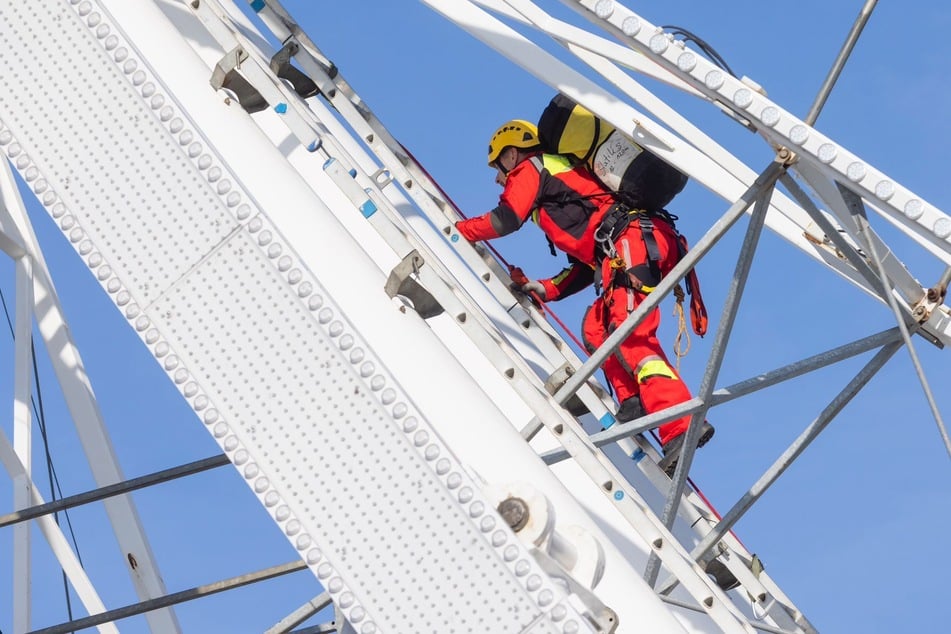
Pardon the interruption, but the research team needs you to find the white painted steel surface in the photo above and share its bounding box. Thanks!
[158,5,763,632]
[3,0,946,632]
[0,0,698,631]
[426,0,951,346]
[572,0,951,260]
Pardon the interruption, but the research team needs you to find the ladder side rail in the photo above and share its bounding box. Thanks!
[281,65,766,633]
[488,0,949,345]
[248,0,625,426]
[296,78,623,423]
[321,129,764,629]
[549,326,903,461]
[482,0,930,312]
[598,435,810,634]
[9,2,672,628]
[569,0,951,262]
[187,0,327,149]
[422,0,951,347]
[315,90,807,626]
[238,13,796,624]
[642,179,814,634]
[0,157,184,633]
[658,338,904,596]
[246,7,810,624]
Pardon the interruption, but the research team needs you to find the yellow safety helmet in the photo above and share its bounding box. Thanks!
[487,120,539,166]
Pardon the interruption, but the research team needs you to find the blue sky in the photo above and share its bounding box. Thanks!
[2,1,950,632]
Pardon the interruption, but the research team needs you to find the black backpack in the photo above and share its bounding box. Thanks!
[537,94,688,211]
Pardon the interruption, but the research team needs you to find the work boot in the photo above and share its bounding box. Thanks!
[704,558,740,592]
[615,396,644,422]
[658,421,715,476]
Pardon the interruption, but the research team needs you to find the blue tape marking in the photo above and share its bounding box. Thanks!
[322,158,335,170]
[348,168,357,178]
[630,448,645,464]
[250,0,265,12]
[599,412,616,429]
[359,201,377,218]
[613,491,624,501]
[274,103,287,114]
[307,139,322,153]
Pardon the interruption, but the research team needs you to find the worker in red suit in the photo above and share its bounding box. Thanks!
[455,120,713,475]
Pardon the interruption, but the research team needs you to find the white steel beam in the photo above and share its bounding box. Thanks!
[0,156,182,632]
[0,427,117,634]
[12,254,33,634]
[229,5,769,629]
[421,0,951,349]
[570,0,951,262]
[0,1,612,629]
[474,0,703,96]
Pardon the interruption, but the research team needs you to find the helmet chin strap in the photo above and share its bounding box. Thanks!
[496,147,520,175]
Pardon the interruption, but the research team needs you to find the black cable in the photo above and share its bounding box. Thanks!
[0,287,82,623]
[660,25,738,78]
[32,339,81,626]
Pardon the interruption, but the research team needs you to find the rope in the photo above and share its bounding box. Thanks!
[672,285,691,371]
[398,141,591,352]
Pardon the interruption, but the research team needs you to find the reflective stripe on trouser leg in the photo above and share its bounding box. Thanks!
[635,356,679,383]
[582,297,639,403]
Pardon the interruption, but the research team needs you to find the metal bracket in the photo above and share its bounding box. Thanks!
[530,547,618,633]
[385,251,443,319]
[211,46,268,113]
[269,40,319,99]
[544,363,606,418]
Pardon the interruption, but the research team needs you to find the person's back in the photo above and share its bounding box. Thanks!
[499,151,615,265]
[455,119,714,478]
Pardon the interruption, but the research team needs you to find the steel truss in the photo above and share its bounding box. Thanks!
[1,0,948,633]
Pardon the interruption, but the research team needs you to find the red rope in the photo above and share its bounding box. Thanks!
[400,143,738,546]
[400,142,588,352]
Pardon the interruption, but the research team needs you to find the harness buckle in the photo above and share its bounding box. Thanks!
[594,204,632,260]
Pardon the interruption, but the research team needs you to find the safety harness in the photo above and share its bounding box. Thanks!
[594,204,708,337]
[525,155,707,337]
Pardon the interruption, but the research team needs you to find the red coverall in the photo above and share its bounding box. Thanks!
[455,152,692,445]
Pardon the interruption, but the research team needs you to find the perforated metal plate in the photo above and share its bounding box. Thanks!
[0,1,595,631]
